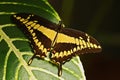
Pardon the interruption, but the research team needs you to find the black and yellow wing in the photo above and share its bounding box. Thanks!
[11,13,58,59]
[51,28,101,62]
[50,27,101,76]
[11,13,102,76]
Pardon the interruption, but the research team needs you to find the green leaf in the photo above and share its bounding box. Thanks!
[0,0,86,80]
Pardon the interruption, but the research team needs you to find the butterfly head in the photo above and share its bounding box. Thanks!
[56,21,65,32]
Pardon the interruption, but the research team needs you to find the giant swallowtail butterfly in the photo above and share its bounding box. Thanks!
[11,13,102,76]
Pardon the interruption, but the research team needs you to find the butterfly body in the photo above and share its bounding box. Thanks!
[11,13,102,76]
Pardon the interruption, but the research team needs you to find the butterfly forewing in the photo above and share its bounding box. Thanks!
[11,13,58,58]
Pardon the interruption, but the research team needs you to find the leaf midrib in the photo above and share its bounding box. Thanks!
[0,24,37,80]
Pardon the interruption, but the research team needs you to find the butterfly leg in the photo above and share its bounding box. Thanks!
[28,42,45,65]
[28,54,36,65]
[58,63,63,77]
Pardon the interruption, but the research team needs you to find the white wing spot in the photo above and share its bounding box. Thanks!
[81,45,84,49]
[33,36,37,40]
[34,24,40,29]
[43,48,47,53]
[93,44,97,48]
[30,29,33,33]
[39,45,44,50]
[64,51,67,56]
[82,40,87,48]
[31,23,36,27]
[67,51,71,55]
[98,45,101,48]
[75,38,79,45]
[37,42,41,47]
[54,52,59,58]
[20,18,25,22]
[90,43,94,48]
[34,20,38,23]
[27,26,31,30]
[16,16,21,20]
[23,20,28,24]
[79,37,83,39]
[32,33,36,37]
[86,42,91,48]
[70,49,73,53]
[79,40,83,45]
[34,39,38,44]
[59,52,63,57]
[77,46,80,50]
[73,47,77,52]
[27,15,32,19]
[26,21,34,25]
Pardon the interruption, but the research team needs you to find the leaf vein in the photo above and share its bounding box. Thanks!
[3,49,12,80]
[30,66,65,80]
[15,63,22,80]
[62,66,80,78]
[0,12,15,15]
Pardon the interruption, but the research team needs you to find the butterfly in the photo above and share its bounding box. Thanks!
[11,13,102,76]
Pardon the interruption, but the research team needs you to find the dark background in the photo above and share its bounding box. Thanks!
[49,0,120,80]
